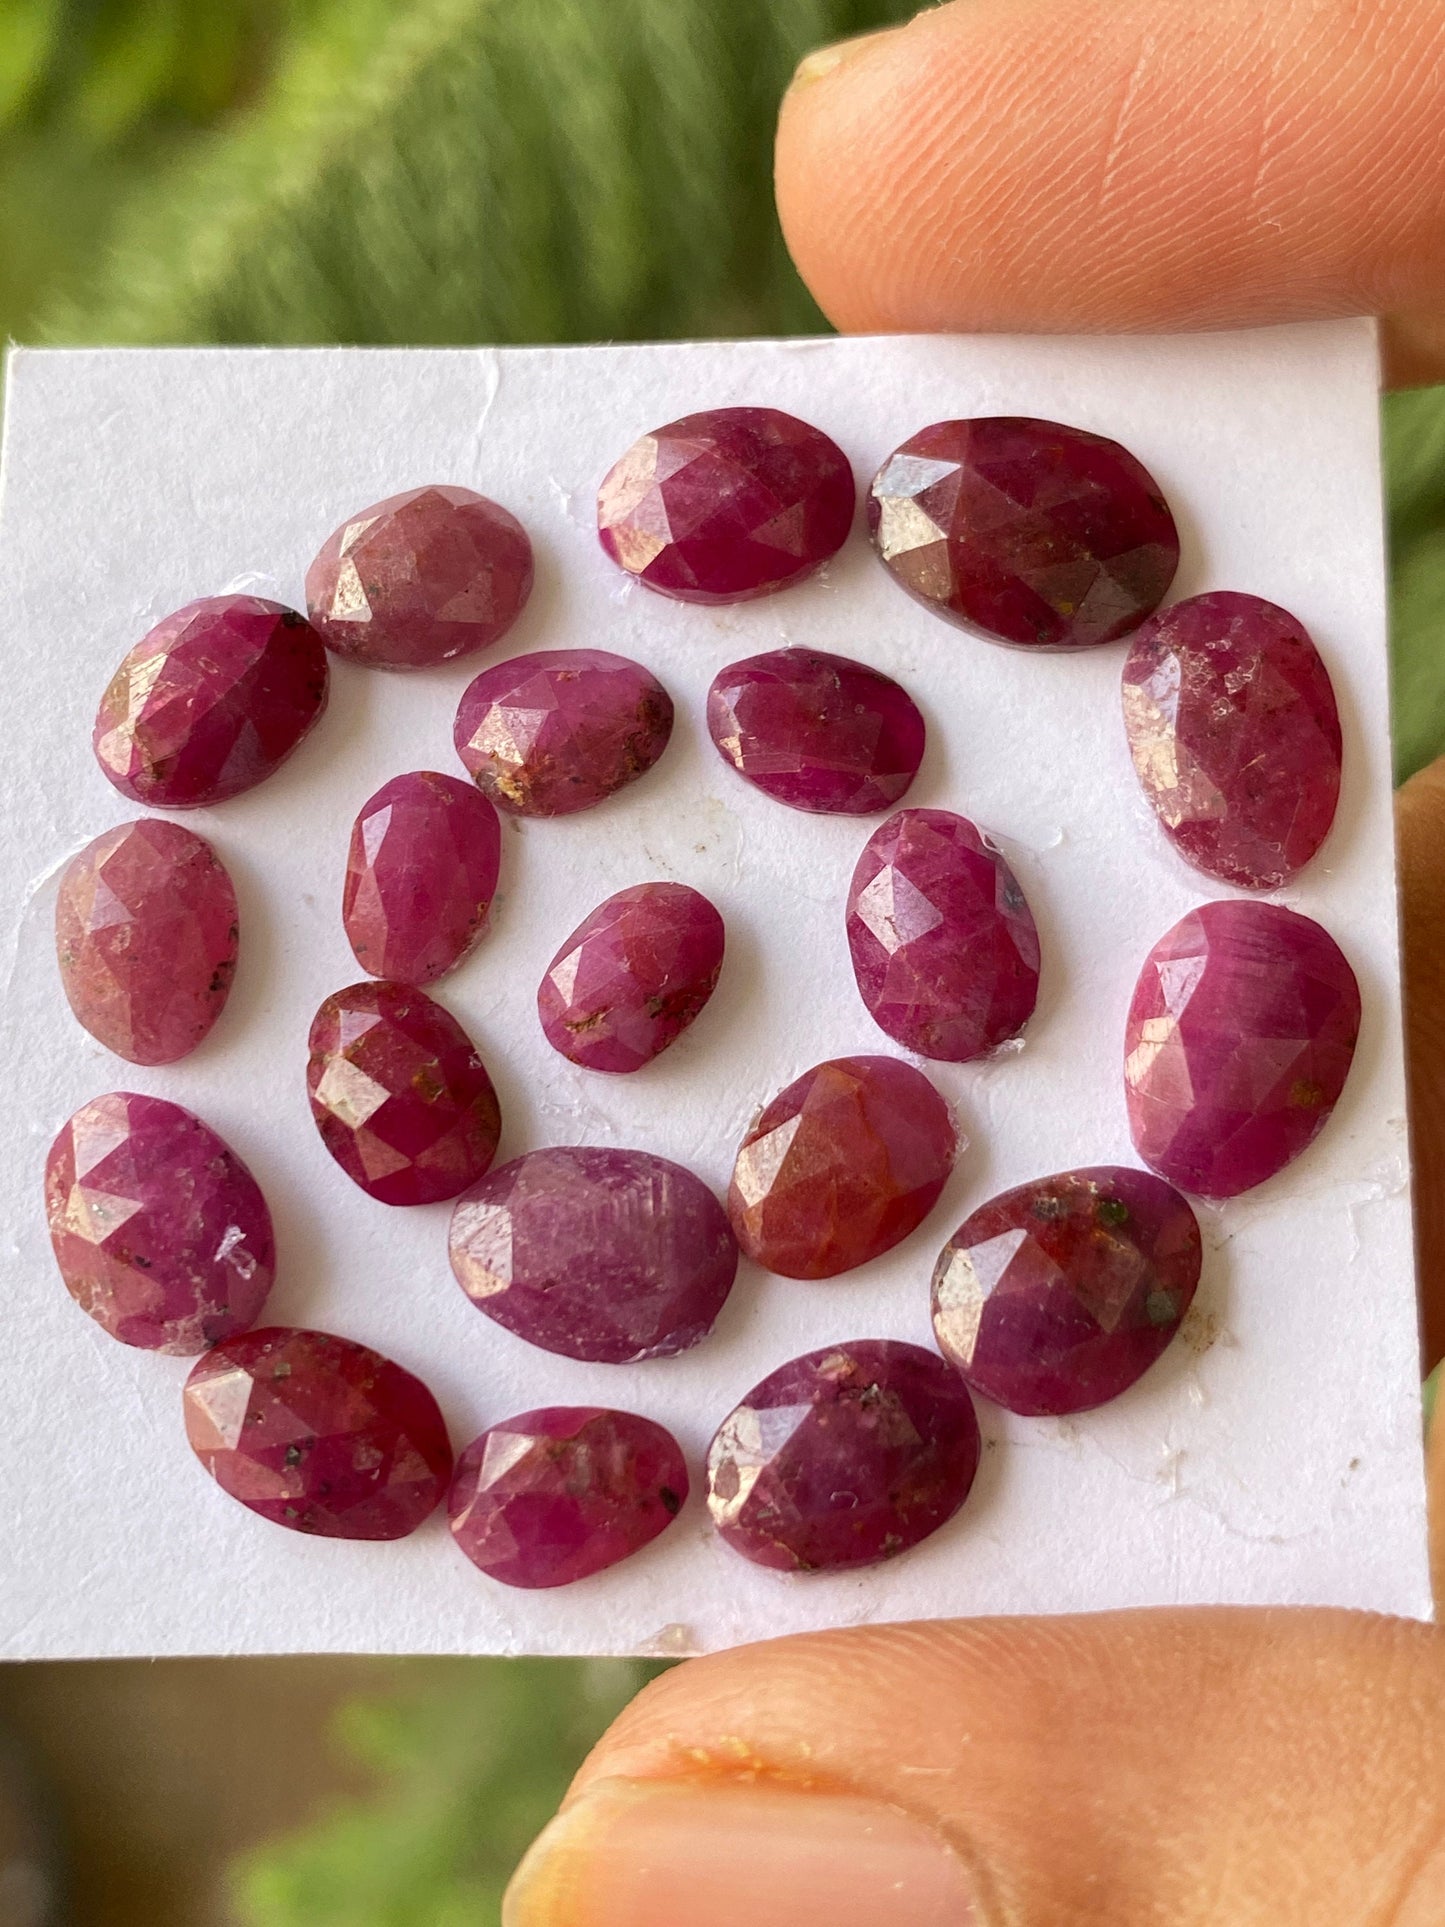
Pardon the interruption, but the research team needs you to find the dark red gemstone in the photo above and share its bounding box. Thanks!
[343,770,502,984]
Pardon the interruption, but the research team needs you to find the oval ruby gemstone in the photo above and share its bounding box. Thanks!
[1124,901,1361,1199]
[707,1340,980,1572]
[343,770,502,984]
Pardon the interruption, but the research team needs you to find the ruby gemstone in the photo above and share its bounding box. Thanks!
[343,770,501,984]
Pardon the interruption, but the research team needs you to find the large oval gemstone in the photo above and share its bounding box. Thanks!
[343,770,502,984]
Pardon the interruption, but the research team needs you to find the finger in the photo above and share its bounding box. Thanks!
[1398,754,1445,1366]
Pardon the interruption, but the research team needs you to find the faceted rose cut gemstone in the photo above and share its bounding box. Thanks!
[706,647,926,814]
[184,1326,452,1540]
[305,485,534,670]
[343,770,502,984]
[707,1340,980,1573]
[537,882,724,1073]
[597,406,855,604]
[44,1093,275,1355]
[453,648,674,816]
[727,1055,956,1278]
[1124,901,1361,1199]
[847,808,1041,1062]
[1122,590,1343,889]
[56,819,239,1065]
[450,1146,737,1363]
[868,417,1179,649]
[93,595,328,806]
[449,1407,688,1588]
[931,1167,1202,1416]
[306,981,501,1205]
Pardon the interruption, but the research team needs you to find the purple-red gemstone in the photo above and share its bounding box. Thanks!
[707,1340,980,1572]
[1122,590,1343,889]
[1124,901,1361,1199]
[868,417,1179,649]
[343,770,501,984]
[93,595,328,806]
[931,1167,1202,1416]
[597,406,855,604]
[449,1407,689,1588]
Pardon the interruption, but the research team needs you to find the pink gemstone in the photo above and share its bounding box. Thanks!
[184,1327,452,1540]
[1124,901,1361,1199]
[453,648,673,816]
[707,1340,979,1572]
[597,407,855,604]
[305,485,534,670]
[450,1146,737,1362]
[728,1055,957,1279]
[44,1093,275,1355]
[449,1407,688,1588]
[343,770,502,984]
[931,1167,1202,1416]
[1122,591,1343,889]
[306,981,502,1206]
[56,820,238,1065]
[93,595,328,806]
[869,417,1179,649]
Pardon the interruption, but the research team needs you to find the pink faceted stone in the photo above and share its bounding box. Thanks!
[869,417,1179,649]
[1124,901,1361,1199]
[450,1146,737,1363]
[305,485,534,670]
[93,595,328,806]
[847,808,1041,1062]
[707,1340,980,1573]
[44,1093,275,1355]
[537,882,724,1073]
[343,770,502,984]
[184,1327,452,1540]
[597,406,855,604]
[449,1407,689,1588]
[1122,590,1343,889]
[453,648,673,816]
[306,981,502,1206]
[56,819,239,1065]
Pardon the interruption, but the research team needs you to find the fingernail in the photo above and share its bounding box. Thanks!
[790,28,898,90]
[503,1778,981,1927]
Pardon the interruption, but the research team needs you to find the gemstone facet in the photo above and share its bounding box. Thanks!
[343,770,502,984]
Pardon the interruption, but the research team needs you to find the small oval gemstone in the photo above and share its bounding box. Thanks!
[597,406,855,604]
[56,819,239,1065]
[1124,901,1361,1199]
[1122,590,1343,889]
[305,485,534,670]
[93,594,328,806]
[44,1093,275,1355]
[184,1327,452,1540]
[707,1340,980,1573]
[728,1055,956,1279]
[847,808,1041,1062]
[454,648,674,816]
[306,981,502,1206]
[931,1167,1202,1416]
[449,1408,689,1588]
[450,1146,737,1363]
[343,770,502,984]
[868,417,1179,649]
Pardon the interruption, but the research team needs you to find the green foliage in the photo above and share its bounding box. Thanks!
[1386,385,1445,783]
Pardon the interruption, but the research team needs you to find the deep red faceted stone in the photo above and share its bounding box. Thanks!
[306,981,502,1206]
[597,406,855,604]
[184,1326,452,1540]
[343,770,502,984]
[727,1055,956,1279]
[305,485,534,670]
[1122,590,1343,889]
[847,808,1040,1062]
[707,1340,979,1573]
[56,819,239,1065]
[93,595,328,806]
[449,1407,689,1588]
[450,1146,737,1363]
[931,1167,1201,1416]
[453,648,674,816]
[1124,901,1361,1199]
[868,417,1179,649]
